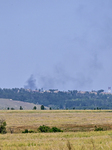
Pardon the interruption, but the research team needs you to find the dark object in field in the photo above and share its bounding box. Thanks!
[94,126,103,131]
[0,119,7,134]
[38,125,63,132]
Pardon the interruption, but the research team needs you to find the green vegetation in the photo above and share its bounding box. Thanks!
[22,129,35,133]
[0,88,112,109]
[1,130,112,149]
[33,106,37,110]
[50,127,63,132]
[94,126,103,131]
[20,106,23,110]
[41,105,44,110]
[0,119,7,134]
[38,125,63,133]
[38,125,50,132]
[0,110,112,149]
[22,129,28,133]
[22,125,63,133]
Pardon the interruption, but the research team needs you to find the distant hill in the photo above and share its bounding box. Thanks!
[0,88,112,109]
[0,98,41,110]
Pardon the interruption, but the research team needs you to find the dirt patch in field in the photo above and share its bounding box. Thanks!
[7,123,112,133]
[59,123,112,132]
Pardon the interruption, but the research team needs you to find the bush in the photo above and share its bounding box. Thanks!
[50,127,63,132]
[22,129,28,133]
[41,105,44,110]
[22,126,63,133]
[33,106,37,110]
[0,119,7,134]
[7,107,10,110]
[38,125,63,133]
[22,129,36,133]
[94,126,103,131]
[20,106,23,110]
[28,130,35,133]
[38,125,50,132]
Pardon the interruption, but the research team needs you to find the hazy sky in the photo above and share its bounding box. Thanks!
[0,0,112,91]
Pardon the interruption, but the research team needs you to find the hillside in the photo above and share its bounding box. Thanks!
[0,98,41,110]
[0,88,112,109]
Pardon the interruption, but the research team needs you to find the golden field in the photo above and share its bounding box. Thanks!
[0,110,112,149]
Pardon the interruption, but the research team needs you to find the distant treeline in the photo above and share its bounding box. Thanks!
[0,88,112,109]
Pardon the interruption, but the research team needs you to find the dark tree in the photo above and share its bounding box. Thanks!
[20,106,23,110]
[41,105,44,110]
[0,119,7,134]
[33,106,37,110]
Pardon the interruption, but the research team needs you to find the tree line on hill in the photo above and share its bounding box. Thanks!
[7,105,45,110]
[0,88,112,109]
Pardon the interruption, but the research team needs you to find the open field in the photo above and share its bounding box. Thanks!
[0,110,112,133]
[1,131,112,150]
[1,110,112,149]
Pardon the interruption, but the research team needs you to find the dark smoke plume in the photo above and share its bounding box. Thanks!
[24,74,37,90]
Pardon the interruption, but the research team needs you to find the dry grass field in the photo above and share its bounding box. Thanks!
[0,110,112,149]
[1,131,112,150]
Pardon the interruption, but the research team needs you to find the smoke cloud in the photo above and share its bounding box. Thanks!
[23,1,112,92]
[34,61,94,91]
[24,74,37,90]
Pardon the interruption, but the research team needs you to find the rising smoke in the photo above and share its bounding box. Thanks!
[24,1,112,91]
[24,74,37,90]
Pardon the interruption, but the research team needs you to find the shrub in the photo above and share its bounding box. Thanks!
[22,126,63,133]
[20,106,23,110]
[28,130,35,133]
[22,129,36,133]
[41,105,44,110]
[38,125,63,133]
[94,126,103,131]
[38,125,50,132]
[33,106,37,110]
[22,129,28,133]
[50,127,63,132]
[0,119,7,134]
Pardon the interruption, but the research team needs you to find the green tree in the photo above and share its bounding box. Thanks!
[33,106,37,110]
[41,105,44,110]
[0,119,7,134]
[20,106,23,110]
[38,125,50,132]
[97,89,104,95]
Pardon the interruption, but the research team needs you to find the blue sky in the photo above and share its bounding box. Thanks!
[0,0,112,91]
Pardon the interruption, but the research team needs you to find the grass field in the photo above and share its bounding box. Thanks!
[0,110,112,149]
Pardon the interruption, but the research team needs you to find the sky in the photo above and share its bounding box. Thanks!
[0,0,112,92]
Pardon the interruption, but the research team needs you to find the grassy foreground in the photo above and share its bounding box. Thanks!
[1,131,112,149]
[0,110,112,149]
